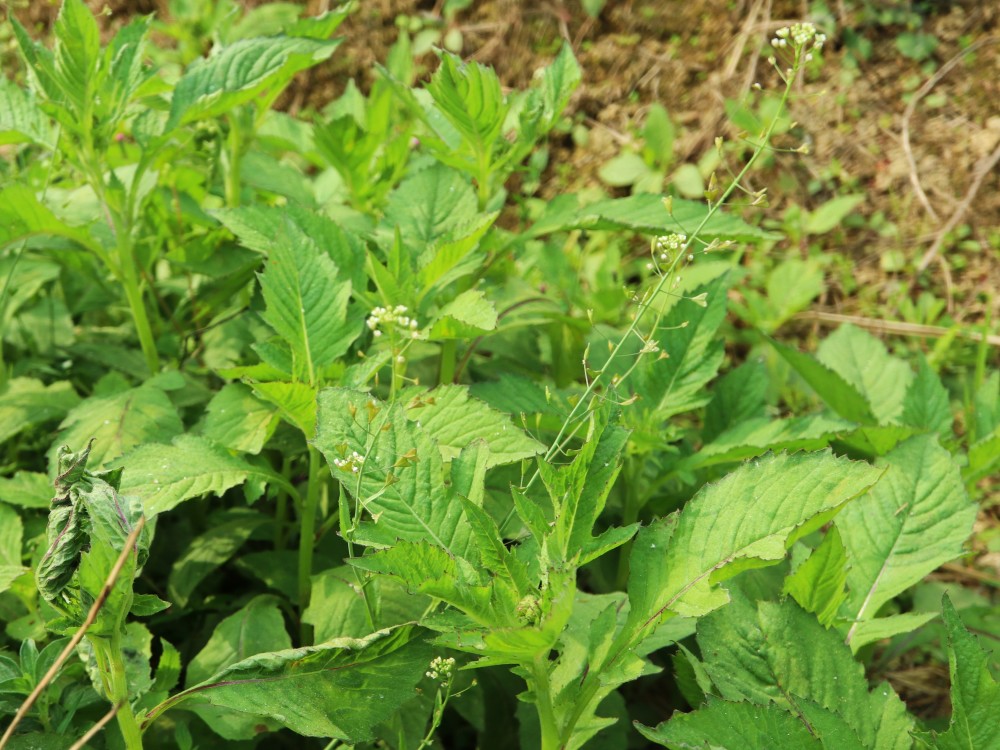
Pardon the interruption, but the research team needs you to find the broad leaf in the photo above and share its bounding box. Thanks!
[122,435,288,516]
[0,472,52,509]
[403,385,543,467]
[0,378,79,446]
[167,35,342,129]
[0,78,53,147]
[202,383,279,454]
[783,526,848,627]
[159,627,431,741]
[0,505,26,596]
[837,436,976,646]
[428,289,498,339]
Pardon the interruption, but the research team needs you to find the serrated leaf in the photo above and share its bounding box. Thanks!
[0,472,52,509]
[838,435,976,646]
[0,505,26,596]
[383,164,479,247]
[914,597,1000,750]
[528,192,779,241]
[428,289,498,339]
[56,380,183,470]
[251,380,318,439]
[696,593,913,750]
[0,378,80,446]
[258,223,361,385]
[816,324,913,425]
[901,357,952,437]
[186,595,291,687]
[167,36,342,129]
[404,385,542,467]
[202,383,279,454]
[539,42,580,125]
[52,0,101,108]
[638,697,825,749]
[783,526,848,627]
[703,360,769,442]
[848,612,938,651]
[771,337,878,424]
[314,389,472,555]
[122,435,288,516]
[0,78,53,147]
[426,53,507,157]
[163,627,432,740]
[681,413,855,471]
[623,450,882,632]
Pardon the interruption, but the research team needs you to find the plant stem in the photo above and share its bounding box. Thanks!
[223,114,243,208]
[297,446,323,644]
[438,339,457,385]
[531,654,560,750]
[120,260,160,374]
[90,636,143,750]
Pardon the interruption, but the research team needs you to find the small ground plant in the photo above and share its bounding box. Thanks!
[1,3,998,749]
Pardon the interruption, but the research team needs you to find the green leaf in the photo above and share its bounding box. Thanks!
[528,192,779,241]
[0,472,52,509]
[0,187,95,250]
[121,435,288,516]
[703,360,769,442]
[680,413,855,471]
[186,595,292,686]
[638,697,825,749]
[539,43,581,126]
[804,194,865,235]
[695,593,913,750]
[314,389,472,556]
[426,52,507,157]
[783,526,848,627]
[251,380,318,438]
[914,597,1000,750]
[0,78,53,147]
[428,289,498,339]
[164,627,432,741]
[598,153,650,187]
[383,164,479,247]
[901,357,952,437]
[816,325,913,425]
[52,0,101,107]
[258,222,361,385]
[837,435,976,646]
[0,505,26,596]
[0,378,79,446]
[631,274,729,420]
[167,35,342,129]
[56,379,183,469]
[623,450,882,632]
[202,383,279,454]
[404,386,543,467]
[848,612,938,651]
[167,510,269,606]
[770,337,878,424]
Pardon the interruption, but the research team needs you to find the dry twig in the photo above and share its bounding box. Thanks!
[795,310,1000,347]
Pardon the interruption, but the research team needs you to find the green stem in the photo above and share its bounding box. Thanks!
[438,339,457,385]
[91,635,144,750]
[223,115,243,208]
[531,654,561,750]
[120,260,160,374]
[274,457,292,552]
[297,446,323,644]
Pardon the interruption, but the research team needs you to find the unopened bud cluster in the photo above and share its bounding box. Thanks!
[426,656,456,682]
[771,22,827,57]
[654,233,687,261]
[332,450,364,473]
[366,305,420,339]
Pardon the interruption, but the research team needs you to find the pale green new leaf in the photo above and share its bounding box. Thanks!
[0,187,96,250]
[186,595,291,686]
[426,53,507,157]
[258,226,361,385]
[251,381,318,438]
[528,192,779,241]
[838,435,976,645]
[122,435,288,516]
[168,627,432,740]
[202,383,279,454]
[817,325,913,425]
[783,526,848,627]
[428,289,498,339]
[314,389,472,556]
[383,164,479,247]
[52,0,101,107]
[0,378,79,446]
[0,78,53,147]
[900,357,951,437]
[914,597,1000,750]
[638,698,825,749]
[849,612,938,652]
[539,43,581,126]
[167,36,342,129]
[696,593,913,750]
[404,385,543,467]
[56,380,183,470]
[623,450,882,631]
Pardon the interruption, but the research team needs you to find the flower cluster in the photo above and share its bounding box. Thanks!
[426,656,456,682]
[366,305,420,339]
[332,450,364,473]
[653,233,687,262]
[771,22,827,54]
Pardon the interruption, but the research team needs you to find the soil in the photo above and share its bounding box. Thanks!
[6,0,1000,722]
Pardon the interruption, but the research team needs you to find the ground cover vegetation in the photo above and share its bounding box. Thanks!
[0,1,998,748]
